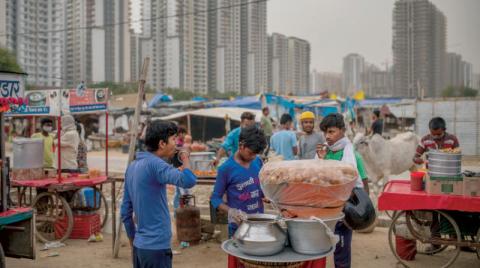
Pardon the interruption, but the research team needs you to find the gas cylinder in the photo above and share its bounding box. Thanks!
[175,195,201,243]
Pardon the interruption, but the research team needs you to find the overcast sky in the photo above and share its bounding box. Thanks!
[268,0,480,73]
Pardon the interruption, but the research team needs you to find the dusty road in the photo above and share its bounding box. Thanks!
[7,227,479,268]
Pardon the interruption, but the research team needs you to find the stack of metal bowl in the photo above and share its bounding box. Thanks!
[427,150,462,177]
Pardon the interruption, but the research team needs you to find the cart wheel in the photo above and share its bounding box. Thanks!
[33,192,73,243]
[407,211,447,255]
[0,243,5,268]
[388,210,461,268]
[70,187,109,229]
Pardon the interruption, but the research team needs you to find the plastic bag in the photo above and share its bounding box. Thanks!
[260,159,357,217]
[343,188,376,230]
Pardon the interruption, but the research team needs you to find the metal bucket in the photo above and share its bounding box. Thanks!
[233,214,287,256]
[13,138,44,169]
[427,150,461,177]
[285,213,344,255]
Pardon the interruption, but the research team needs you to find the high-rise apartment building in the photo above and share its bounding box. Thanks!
[179,0,209,94]
[445,52,474,89]
[310,70,342,95]
[342,53,365,96]
[268,33,288,94]
[1,0,65,87]
[64,0,131,86]
[208,0,242,94]
[286,37,310,95]
[392,0,447,97]
[243,0,268,94]
[139,0,208,94]
[208,0,268,95]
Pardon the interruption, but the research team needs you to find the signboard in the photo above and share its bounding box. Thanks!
[69,88,108,113]
[0,72,25,99]
[8,88,108,116]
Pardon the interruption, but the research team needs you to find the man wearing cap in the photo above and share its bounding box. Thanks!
[298,111,325,160]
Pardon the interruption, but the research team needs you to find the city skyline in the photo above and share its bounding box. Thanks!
[268,0,480,73]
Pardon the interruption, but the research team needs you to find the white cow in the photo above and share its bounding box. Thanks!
[353,132,419,194]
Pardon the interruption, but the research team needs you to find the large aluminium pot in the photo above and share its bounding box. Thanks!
[286,213,344,255]
[233,214,287,256]
[13,138,44,169]
[427,150,461,177]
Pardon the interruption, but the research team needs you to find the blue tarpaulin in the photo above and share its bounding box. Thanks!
[148,94,173,108]
[218,96,261,110]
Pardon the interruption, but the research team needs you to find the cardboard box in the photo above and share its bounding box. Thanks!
[463,176,480,197]
[426,174,463,195]
[11,167,44,180]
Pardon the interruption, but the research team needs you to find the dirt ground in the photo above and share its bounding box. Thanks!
[7,226,479,268]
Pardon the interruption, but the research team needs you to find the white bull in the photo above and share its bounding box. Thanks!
[353,132,419,193]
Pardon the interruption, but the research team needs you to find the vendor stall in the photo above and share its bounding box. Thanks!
[7,88,116,243]
[379,178,480,267]
[0,71,35,267]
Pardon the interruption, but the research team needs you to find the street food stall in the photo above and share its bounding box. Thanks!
[7,87,115,243]
[0,71,35,267]
[378,149,480,267]
[221,159,371,267]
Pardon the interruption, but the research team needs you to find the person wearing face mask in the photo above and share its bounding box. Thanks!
[413,117,460,165]
[31,118,55,168]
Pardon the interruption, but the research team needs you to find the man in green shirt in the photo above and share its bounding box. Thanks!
[316,113,369,268]
[31,118,54,168]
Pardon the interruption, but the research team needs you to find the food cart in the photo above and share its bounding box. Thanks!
[7,87,115,243]
[0,71,35,268]
[378,180,480,267]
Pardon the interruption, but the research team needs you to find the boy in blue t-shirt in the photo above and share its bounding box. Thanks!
[270,113,298,160]
[210,125,268,237]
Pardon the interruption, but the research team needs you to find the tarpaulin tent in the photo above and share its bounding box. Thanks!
[218,96,261,110]
[148,94,173,108]
[154,107,262,142]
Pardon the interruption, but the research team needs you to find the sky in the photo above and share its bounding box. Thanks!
[131,0,480,74]
[268,0,480,73]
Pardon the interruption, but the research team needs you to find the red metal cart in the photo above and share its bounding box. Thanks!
[378,179,480,267]
[8,88,114,243]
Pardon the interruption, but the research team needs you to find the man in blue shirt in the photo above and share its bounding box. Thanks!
[213,111,256,166]
[121,120,197,268]
[270,113,298,160]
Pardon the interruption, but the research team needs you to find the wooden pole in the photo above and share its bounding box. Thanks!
[113,57,150,258]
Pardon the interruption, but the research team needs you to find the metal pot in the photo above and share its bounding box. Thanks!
[427,150,461,177]
[286,213,344,255]
[233,214,287,256]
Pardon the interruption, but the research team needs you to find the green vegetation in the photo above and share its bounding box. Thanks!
[0,47,23,73]
[442,86,478,97]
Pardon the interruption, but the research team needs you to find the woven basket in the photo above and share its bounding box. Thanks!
[239,259,304,268]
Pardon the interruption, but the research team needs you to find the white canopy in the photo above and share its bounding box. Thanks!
[154,107,262,122]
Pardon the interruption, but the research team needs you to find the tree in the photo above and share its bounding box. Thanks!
[442,86,478,97]
[0,47,23,73]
